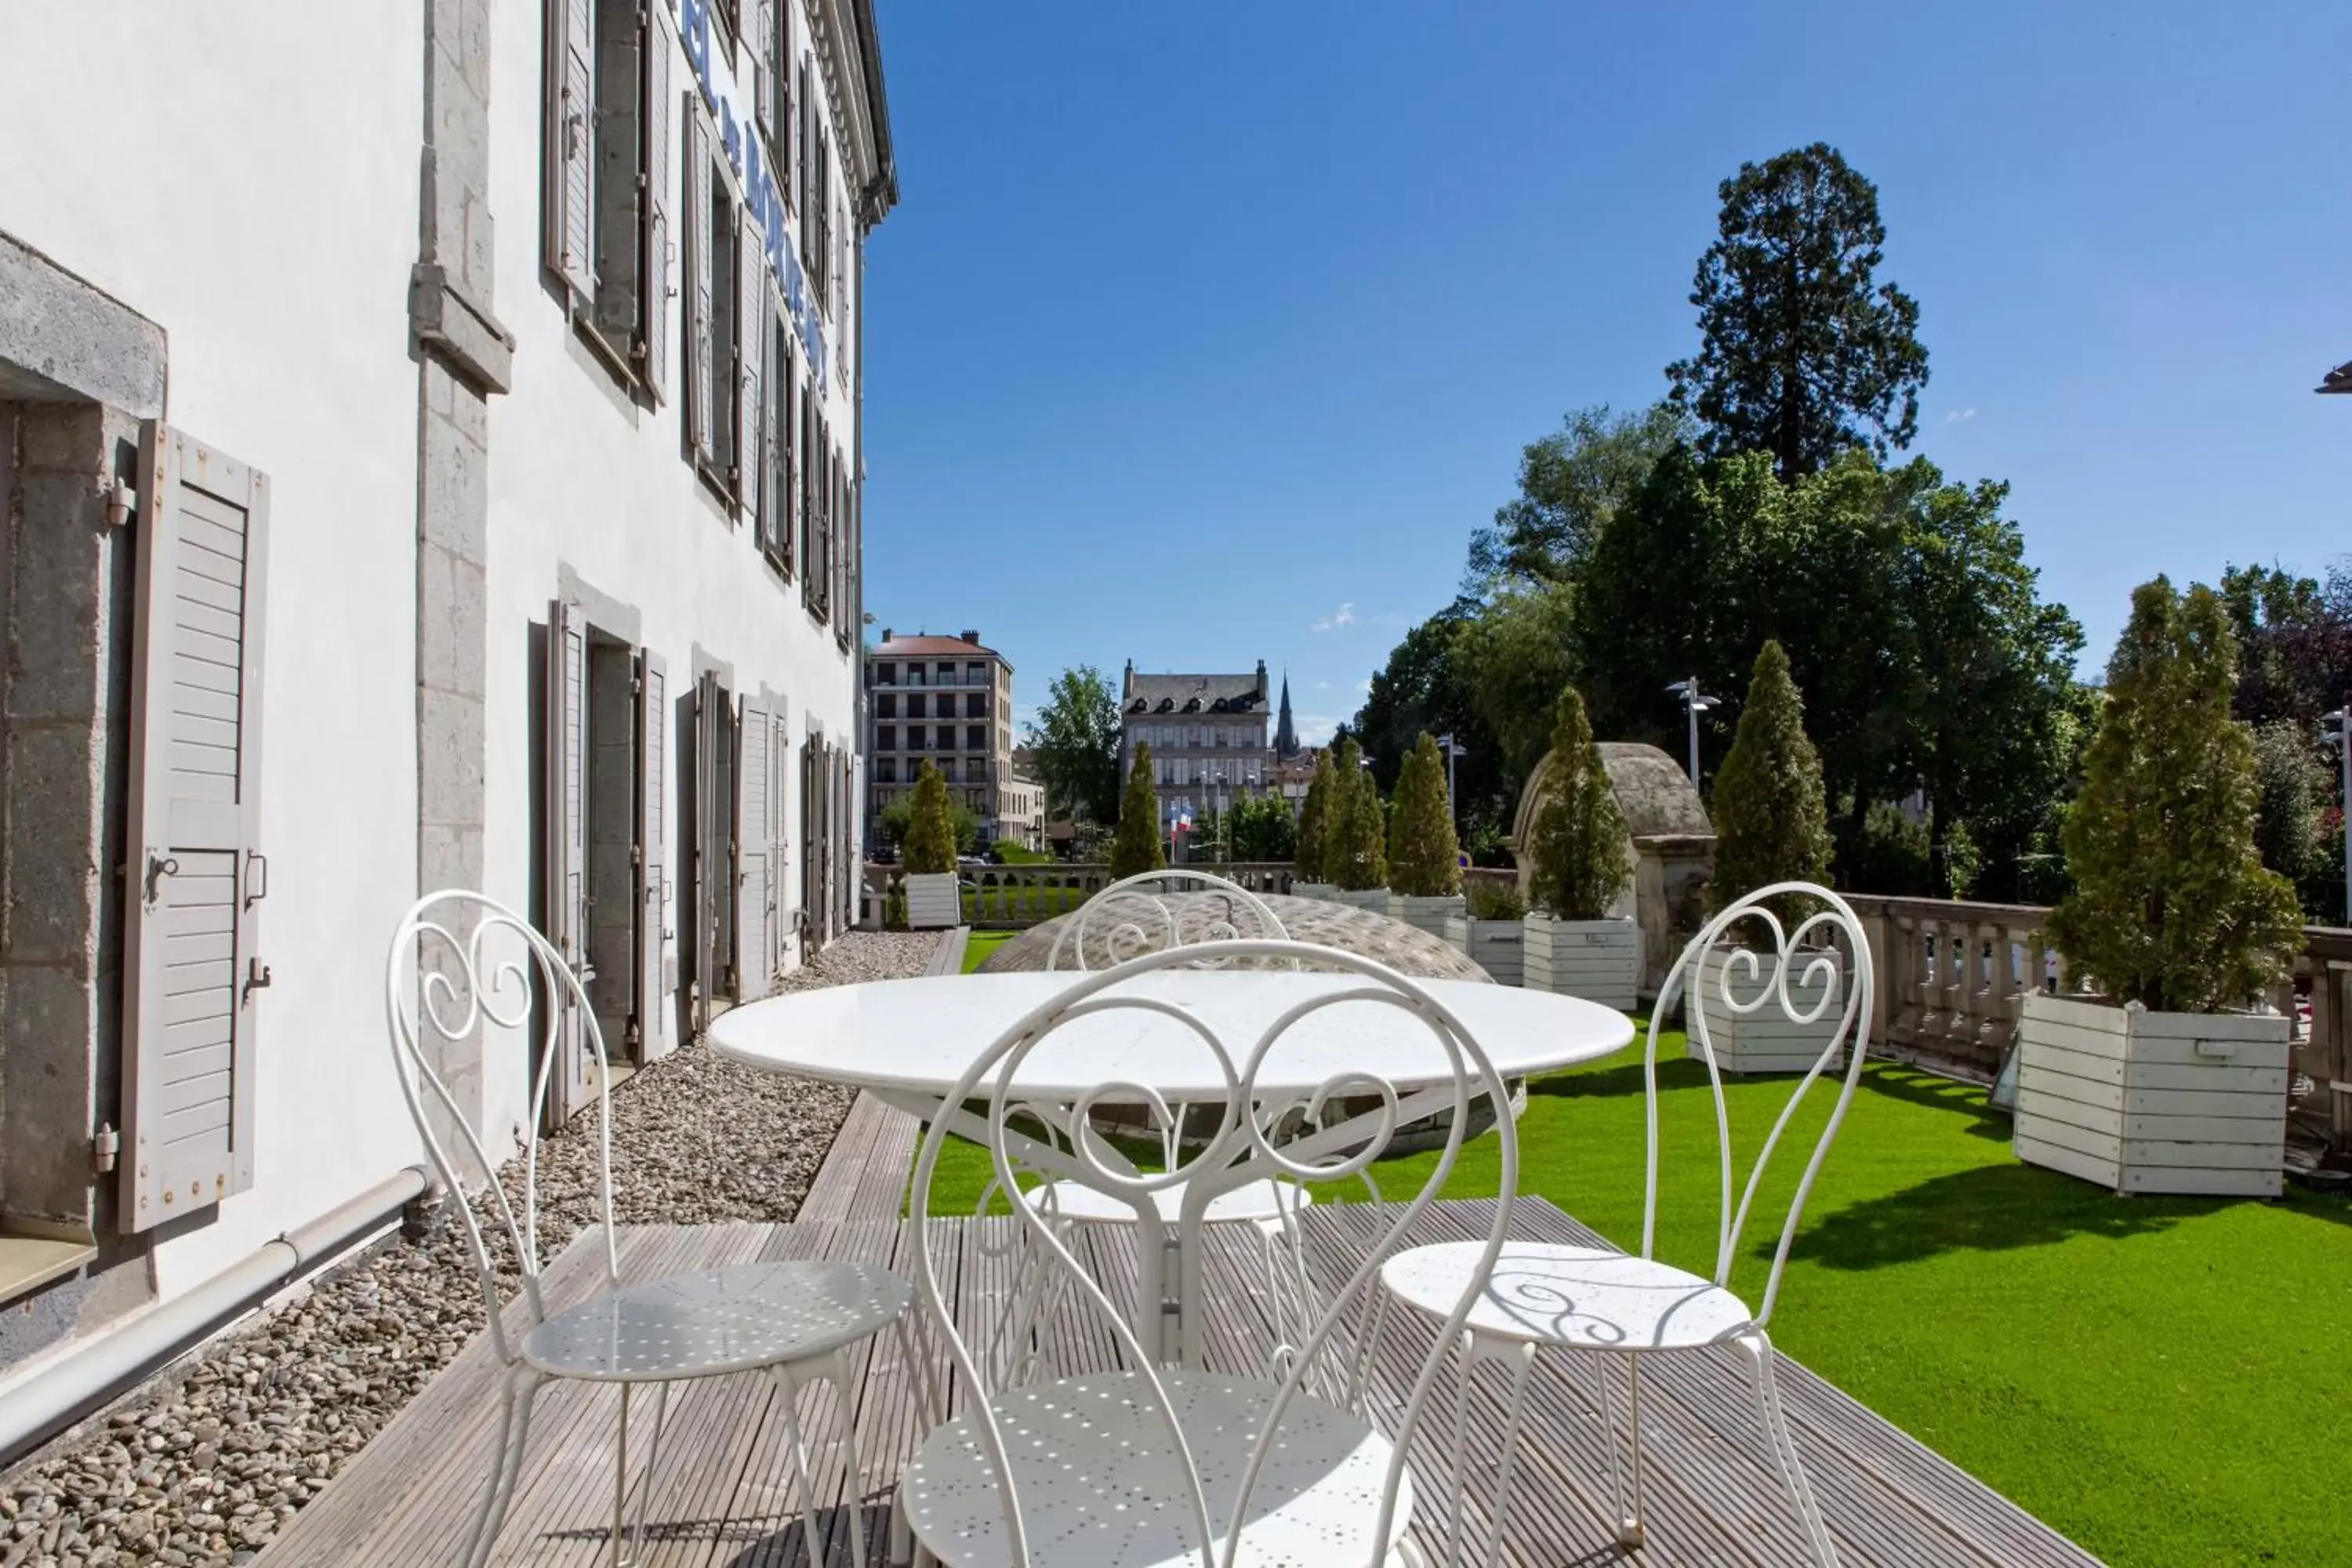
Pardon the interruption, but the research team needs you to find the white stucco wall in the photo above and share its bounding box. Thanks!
[477,0,866,1145]
[0,3,429,1289]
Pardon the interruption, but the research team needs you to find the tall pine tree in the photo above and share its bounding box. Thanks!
[1109,744,1167,879]
[1711,641,1833,911]
[1293,750,1334,881]
[1388,733,1462,896]
[1324,737,1388,891]
[902,761,956,876]
[1526,688,1631,920]
[2045,579,2303,1012]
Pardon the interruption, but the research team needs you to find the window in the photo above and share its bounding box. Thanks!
[544,0,672,399]
[936,661,956,682]
[759,311,792,572]
[905,727,923,751]
[876,661,896,685]
[875,758,895,784]
[906,693,925,720]
[967,725,985,752]
[684,96,761,503]
[760,0,790,194]
[877,724,896,751]
[966,662,986,686]
[936,724,955,752]
[877,693,895,719]
[964,692,985,719]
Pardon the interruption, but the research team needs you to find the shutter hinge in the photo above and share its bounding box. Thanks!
[103,481,136,528]
[90,1123,120,1174]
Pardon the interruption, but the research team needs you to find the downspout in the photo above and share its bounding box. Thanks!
[0,1164,433,1468]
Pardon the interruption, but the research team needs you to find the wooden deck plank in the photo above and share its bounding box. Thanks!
[256,1200,2100,1568]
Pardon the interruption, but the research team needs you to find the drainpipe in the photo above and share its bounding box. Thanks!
[0,1164,434,1468]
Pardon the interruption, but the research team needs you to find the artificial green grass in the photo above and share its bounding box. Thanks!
[959,930,1016,973]
[908,1023,2352,1568]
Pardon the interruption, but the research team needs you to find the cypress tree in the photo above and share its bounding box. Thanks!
[1325,737,1388,891]
[902,761,956,875]
[1526,687,1631,919]
[1321,739,1360,886]
[1388,732,1462,896]
[1293,750,1334,881]
[2045,579,2303,1012]
[1109,744,1167,880]
[1711,641,1833,913]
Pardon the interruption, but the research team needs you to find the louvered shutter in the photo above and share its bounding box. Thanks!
[120,426,270,1232]
[543,600,593,1125]
[684,103,713,461]
[752,0,773,140]
[691,672,724,1033]
[778,336,796,574]
[735,691,772,1000]
[735,227,763,506]
[639,6,673,401]
[634,648,670,1058]
[759,297,782,558]
[546,0,595,296]
[800,731,818,952]
[769,703,792,959]
[798,385,815,608]
[591,0,641,339]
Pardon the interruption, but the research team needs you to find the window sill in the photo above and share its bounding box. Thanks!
[0,1228,98,1308]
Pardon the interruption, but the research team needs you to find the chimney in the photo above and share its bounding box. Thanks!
[960,629,980,644]
[1256,659,1268,698]
[880,627,893,643]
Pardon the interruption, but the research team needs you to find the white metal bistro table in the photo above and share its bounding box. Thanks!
[709,969,1634,1366]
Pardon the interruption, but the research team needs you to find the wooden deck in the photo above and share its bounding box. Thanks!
[258,1096,2102,1568]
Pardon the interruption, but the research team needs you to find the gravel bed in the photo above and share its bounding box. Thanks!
[0,930,940,1567]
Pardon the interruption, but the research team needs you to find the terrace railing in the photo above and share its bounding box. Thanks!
[871,861,1301,931]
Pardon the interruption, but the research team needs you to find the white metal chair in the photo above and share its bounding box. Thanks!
[902,938,1523,1568]
[1375,881,1874,1568]
[385,890,923,1568]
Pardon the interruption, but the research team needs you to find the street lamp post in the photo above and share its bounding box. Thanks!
[1664,677,1719,785]
[1436,733,1468,829]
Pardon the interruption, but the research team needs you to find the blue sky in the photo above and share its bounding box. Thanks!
[862,2,2350,746]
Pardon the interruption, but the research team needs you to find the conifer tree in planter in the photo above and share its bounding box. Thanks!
[1520,687,1638,1006]
[1292,750,1337,898]
[1108,744,1167,880]
[1448,880,1527,985]
[1387,732,1465,936]
[901,761,964,929]
[2019,578,2303,1196]
[1325,737,1390,909]
[1692,641,1842,1069]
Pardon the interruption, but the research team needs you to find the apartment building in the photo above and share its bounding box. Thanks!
[0,0,893,1397]
[1119,660,1276,829]
[865,630,1017,842]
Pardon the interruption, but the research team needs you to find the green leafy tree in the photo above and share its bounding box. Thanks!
[1667,143,1929,482]
[1466,401,1697,586]
[1324,738,1388,891]
[1294,752,1334,880]
[1024,665,1123,825]
[1351,607,1514,858]
[877,796,914,850]
[1525,687,1631,920]
[902,762,956,875]
[2220,561,2352,728]
[2251,721,2330,904]
[1229,792,1298,864]
[1108,744,1166,879]
[1710,641,1833,909]
[2046,579,2304,1012]
[1387,734,1462,896]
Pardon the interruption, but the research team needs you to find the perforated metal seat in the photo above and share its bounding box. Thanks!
[1381,1242,1752,1352]
[901,1370,1414,1568]
[521,1260,909,1381]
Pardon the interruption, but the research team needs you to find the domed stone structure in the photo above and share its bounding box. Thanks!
[975,891,1490,983]
[1508,741,1717,998]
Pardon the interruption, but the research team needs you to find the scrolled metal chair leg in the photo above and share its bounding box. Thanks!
[463,1367,545,1568]
[1486,1340,1537,1568]
[1739,1330,1838,1567]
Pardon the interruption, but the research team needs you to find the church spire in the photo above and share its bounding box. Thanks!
[1275,670,1299,759]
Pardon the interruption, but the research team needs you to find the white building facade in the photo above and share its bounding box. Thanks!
[0,0,893,1406]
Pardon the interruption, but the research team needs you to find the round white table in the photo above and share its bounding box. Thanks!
[710,969,1633,1364]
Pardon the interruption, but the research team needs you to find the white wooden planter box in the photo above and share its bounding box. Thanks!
[1335,887,1392,914]
[1522,916,1639,1010]
[1688,946,1845,1074]
[1445,915,1525,986]
[903,873,963,931]
[1389,893,1465,942]
[2013,991,2290,1198]
[1292,881,1338,902]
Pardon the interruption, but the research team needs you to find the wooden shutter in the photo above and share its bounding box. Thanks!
[546,0,595,296]
[800,731,818,953]
[634,648,669,1059]
[735,227,764,506]
[543,600,593,1126]
[735,691,772,1000]
[796,62,812,227]
[778,336,797,573]
[120,426,270,1232]
[768,704,792,958]
[691,672,724,1032]
[639,5,673,401]
[684,102,713,461]
[591,0,642,339]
